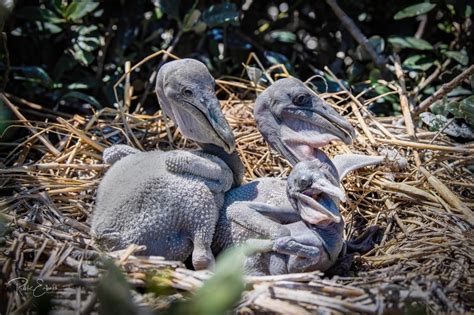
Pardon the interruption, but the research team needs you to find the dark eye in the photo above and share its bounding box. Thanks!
[320,164,339,185]
[292,93,311,106]
[182,88,193,97]
[298,175,312,188]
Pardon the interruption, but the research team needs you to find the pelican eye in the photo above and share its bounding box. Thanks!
[182,87,194,97]
[292,93,311,106]
[298,175,312,189]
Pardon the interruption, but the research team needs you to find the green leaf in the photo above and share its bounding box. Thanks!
[388,36,433,50]
[167,247,246,315]
[193,247,245,314]
[38,21,62,34]
[0,101,12,137]
[437,21,455,33]
[466,5,473,17]
[62,91,101,108]
[369,68,381,84]
[420,112,474,139]
[430,99,448,115]
[145,269,176,296]
[97,261,138,315]
[15,6,65,23]
[183,9,206,33]
[202,3,239,27]
[65,1,99,21]
[70,25,100,65]
[264,50,294,73]
[394,2,436,20]
[460,96,474,126]
[355,35,385,61]
[12,66,53,88]
[52,54,77,80]
[51,0,66,15]
[445,101,463,118]
[374,84,399,106]
[0,0,15,31]
[443,50,469,66]
[66,83,89,89]
[402,54,435,71]
[71,45,92,64]
[348,62,365,81]
[446,4,455,15]
[447,87,472,97]
[420,112,447,130]
[269,30,297,43]
[157,0,180,21]
[154,7,163,20]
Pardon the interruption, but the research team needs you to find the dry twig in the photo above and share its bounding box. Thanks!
[413,64,474,116]
[0,60,472,314]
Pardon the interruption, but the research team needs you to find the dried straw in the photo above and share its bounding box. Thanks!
[0,59,473,314]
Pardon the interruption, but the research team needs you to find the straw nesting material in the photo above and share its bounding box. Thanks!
[0,74,473,314]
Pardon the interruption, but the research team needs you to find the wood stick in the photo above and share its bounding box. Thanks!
[56,117,105,153]
[412,59,451,96]
[324,67,376,145]
[413,64,474,116]
[393,54,421,166]
[420,167,473,225]
[325,0,385,70]
[376,137,474,153]
[1,93,60,156]
[0,163,108,173]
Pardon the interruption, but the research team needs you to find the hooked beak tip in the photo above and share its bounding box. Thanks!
[224,143,235,153]
[348,128,357,143]
[334,186,346,202]
[220,131,236,153]
[339,192,347,203]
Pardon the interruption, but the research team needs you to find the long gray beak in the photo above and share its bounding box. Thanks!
[178,96,236,153]
[295,179,345,225]
[313,98,356,144]
[283,96,356,145]
[205,97,236,153]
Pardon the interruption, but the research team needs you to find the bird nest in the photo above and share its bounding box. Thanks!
[0,60,473,314]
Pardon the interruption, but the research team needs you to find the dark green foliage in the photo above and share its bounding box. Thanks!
[393,3,437,20]
[201,2,240,27]
[0,0,472,127]
[388,36,434,50]
[420,95,474,139]
[165,247,246,315]
[96,261,138,315]
[95,247,246,314]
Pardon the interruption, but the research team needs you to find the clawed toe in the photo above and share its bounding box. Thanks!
[346,225,380,254]
[324,253,356,276]
[273,236,320,258]
[288,255,319,272]
[93,229,122,250]
[192,249,215,270]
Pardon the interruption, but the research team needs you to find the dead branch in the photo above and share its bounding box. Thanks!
[413,64,474,116]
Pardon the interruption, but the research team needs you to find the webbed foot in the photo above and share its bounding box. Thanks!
[165,151,233,193]
[378,147,408,170]
[288,255,321,273]
[93,228,122,250]
[324,253,356,276]
[273,236,320,258]
[346,225,380,254]
[103,145,140,164]
[192,247,215,270]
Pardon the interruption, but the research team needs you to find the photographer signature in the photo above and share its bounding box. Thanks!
[7,277,57,297]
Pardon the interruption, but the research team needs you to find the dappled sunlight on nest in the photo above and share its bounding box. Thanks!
[0,67,473,313]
